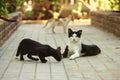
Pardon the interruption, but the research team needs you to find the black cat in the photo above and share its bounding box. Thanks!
[16,39,62,63]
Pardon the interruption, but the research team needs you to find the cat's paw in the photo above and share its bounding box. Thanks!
[69,56,75,60]
[63,54,67,58]
[34,58,39,61]
[20,58,24,61]
[41,60,47,63]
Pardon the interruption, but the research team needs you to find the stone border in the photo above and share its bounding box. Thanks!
[90,11,120,37]
[0,12,22,47]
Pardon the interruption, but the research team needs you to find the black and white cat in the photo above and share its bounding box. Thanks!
[16,38,62,63]
[63,28,101,59]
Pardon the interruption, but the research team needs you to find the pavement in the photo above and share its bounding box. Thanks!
[0,20,120,80]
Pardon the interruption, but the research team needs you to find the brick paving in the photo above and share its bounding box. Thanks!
[0,22,120,80]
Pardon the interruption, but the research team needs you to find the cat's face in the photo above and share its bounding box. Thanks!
[53,47,62,61]
[68,28,82,42]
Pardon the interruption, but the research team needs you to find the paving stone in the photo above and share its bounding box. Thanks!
[0,23,120,80]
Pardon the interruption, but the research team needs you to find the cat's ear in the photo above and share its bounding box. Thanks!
[57,47,61,53]
[68,28,73,34]
[78,30,82,34]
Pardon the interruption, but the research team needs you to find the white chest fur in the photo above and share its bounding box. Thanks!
[68,41,82,55]
[67,28,82,59]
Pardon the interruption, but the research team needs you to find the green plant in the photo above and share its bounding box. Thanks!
[98,0,120,11]
[72,0,82,18]
[33,0,61,19]
[109,0,120,10]
[0,0,8,16]
[7,0,24,13]
[25,11,34,17]
[50,0,61,11]
[0,0,24,16]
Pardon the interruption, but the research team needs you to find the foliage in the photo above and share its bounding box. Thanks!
[0,0,8,16]
[7,0,24,13]
[108,0,120,10]
[0,0,24,16]
[50,0,61,11]
[25,11,34,17]
[72,0,82,18]
[97,0,120,11]
[33,0,61,19]
[77,0,120,11]
[34,0,61,11]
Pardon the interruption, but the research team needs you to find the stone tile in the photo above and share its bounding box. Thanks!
[0,23,120,80]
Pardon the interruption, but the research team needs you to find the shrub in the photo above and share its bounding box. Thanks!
[0,0,8,16]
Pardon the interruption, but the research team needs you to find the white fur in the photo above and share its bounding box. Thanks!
[68,33,82,60]
[43,17,72,33]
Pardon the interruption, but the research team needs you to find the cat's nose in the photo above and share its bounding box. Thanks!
[73,39,76,41]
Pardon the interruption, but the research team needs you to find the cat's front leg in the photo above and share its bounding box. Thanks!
[20,50,25,61]
[63,26,67,33]
[63,46,68,58]
[20,54,24,61]
[39,56,47,63]
[52,26,55,34]
[69,52,80,60]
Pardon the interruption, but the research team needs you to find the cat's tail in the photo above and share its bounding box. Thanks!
[96,46,101,54]
[98,48,101,54]
[81,47,101,57]
[16,44,21,57]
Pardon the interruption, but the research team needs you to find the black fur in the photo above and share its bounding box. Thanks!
[63,46,68,58]
[81,43,101,56]
[16,39,62,63]
[68,28,82,38]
